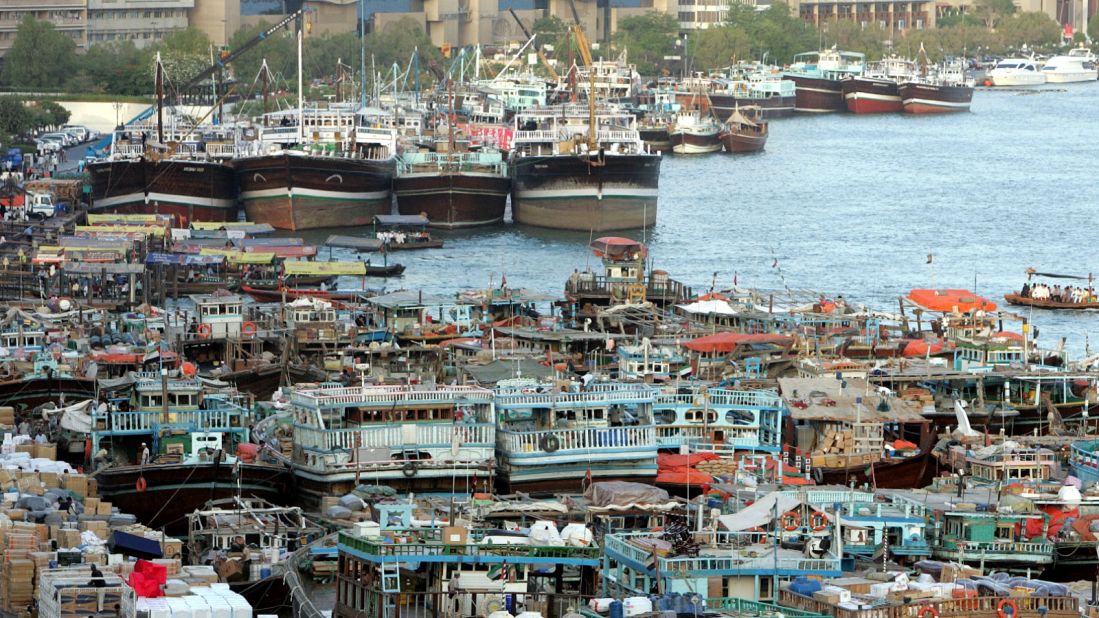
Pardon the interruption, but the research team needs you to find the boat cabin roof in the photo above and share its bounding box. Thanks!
[374,214,430,228]
[779,377,926,422]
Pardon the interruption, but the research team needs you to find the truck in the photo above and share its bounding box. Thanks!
[25,192,58,218]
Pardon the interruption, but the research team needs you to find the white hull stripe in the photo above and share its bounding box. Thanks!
[673,145,722,154]
[95,192,235,210]
[514,187,660,199]
[797,86,842,94]
[844,92,902,103]
[241,187,390,201]
[902,98,972,108]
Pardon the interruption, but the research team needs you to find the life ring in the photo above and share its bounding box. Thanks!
[135,476,147,492]
[402,461,419,478]
[919,606,939,618]
[241,321,257,337]
[781,510,801,531]
[539,434,560,453]
[997,599,1018,618]
[809,511,828,531]
[197,323,212,339]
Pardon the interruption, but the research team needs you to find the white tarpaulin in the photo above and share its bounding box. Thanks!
[717,492,803,531]
[677,299,737,315]
[53,400,96,434]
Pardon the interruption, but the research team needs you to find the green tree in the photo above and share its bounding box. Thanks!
[532,16,568,37]
[613,12,679,75]
[0,97,31,140]
[692,26,755,70]
[1,16,78,90]
[73,41,149,95]
[973,0,1016,30]
[35,101,70,128]
[997,11,1061,47]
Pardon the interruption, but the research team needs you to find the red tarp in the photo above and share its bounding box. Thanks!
[903,338,948,357]
[655,469,714,486]
[907,289,996,313]
[1024,505,1078,539]
[590,237,646,259]
[128,559,167,597]
[658,452,719,470]
[683,332,793,354]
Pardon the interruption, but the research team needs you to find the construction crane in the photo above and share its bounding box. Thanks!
[564,0,592,67]
[507,8,559,80]
[179,8,305,93]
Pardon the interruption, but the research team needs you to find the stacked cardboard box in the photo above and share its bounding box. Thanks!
[3,559,35,613]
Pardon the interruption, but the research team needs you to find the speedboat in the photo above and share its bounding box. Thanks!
[1041,46,1098,83]
[988,56,1046,86]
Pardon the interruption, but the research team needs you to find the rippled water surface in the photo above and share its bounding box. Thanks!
[297,84,1099,355]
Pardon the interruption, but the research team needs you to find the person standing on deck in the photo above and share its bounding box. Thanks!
[139,442,150,465]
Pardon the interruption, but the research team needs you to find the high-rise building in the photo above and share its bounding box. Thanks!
[87,0,192,48]
[0,0,87,60]
[189,0,241,46]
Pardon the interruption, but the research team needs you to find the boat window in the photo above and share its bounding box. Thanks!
[657,409,677,424]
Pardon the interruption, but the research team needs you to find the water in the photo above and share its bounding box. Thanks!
[298,84,1099,357]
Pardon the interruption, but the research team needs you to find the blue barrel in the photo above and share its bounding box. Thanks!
[260,567,271,578]
[609,600,624,618]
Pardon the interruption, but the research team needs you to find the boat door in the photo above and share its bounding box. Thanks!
[192,432,224,460]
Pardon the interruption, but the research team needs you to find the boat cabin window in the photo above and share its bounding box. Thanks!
[346,406,455,424]
[141,394,163,409]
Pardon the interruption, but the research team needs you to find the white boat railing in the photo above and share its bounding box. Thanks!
[953,540,1052,555]
[655,389,782,408]
[496,384,656,408]
[498,425,654,454]
[605,532,841,574]
[95,409,240,433]
[290,385,493,409]
[295,422,494,451]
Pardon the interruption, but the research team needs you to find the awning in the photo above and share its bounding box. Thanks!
[718,492,804,531]
[683,332,793,354]
[283,261,366,276]
[146,253,226,266]
[325,235,383,252]
[87,213,170,225]
[62,262,145,274]
[375,214,430,227]
[75,224,165,237]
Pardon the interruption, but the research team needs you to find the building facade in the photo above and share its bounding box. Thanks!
[0,0,87,59]
[87,0,192,48]
[795,0,935,31]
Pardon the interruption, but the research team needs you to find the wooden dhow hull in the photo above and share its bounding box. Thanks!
[510,153,661,231]
[394,172,510,228]
[92,462,291,535]
[842,76,903,114]
[709,93,796,119]
[669,130,722,154]
[235,152,395,231]
[787,75,847,113]
[900,82,974,114]
[719,130,767,153]
[1004,293,1099,310]
[88,158,238,224]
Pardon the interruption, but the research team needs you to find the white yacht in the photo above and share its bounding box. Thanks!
[1041,46,1098,83]
[988,56,1046,86]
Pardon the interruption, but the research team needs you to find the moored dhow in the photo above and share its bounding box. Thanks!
[256,383,497,506]
[901,60,974,114]
[493,379,659,493]
[841,56,917,114]
[234,106,397,231]
[785,49,866,113]
[395,148,510,228]
[509,104,661,231]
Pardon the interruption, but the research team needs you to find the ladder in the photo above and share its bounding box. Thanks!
[379,561,400,618]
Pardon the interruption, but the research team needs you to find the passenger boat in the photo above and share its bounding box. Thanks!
[718,106,768,153]
[784,49,866,113]
[79,371,289,533]
[493,379,660,493]
[638,114,673,152]
[669,107,722,154]
[1004,270,1099,310]
[841,55,916,114]
[509,103,661,231]
[1069,439,1099,486]
[254,383,497,506]
[371,214,444,249]
[234,106,397,231]
[1041,45,1097,83]
[900,59,974,114]
[988,56,1046,86]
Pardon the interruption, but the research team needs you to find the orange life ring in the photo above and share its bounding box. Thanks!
[919,606,939,618]
[997,599,1017,618]
[135,476,147,492]
[782,510,801,531]
[809,510,828,531]
[197,323,212,338]
[241,321,258,337]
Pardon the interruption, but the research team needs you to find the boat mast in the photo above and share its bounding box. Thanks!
[297,23,304,142]
[261,59,270,127]
[155,52,164,145]
[447,78,457,157]
[587,67,596,150]
[360,0,367,107]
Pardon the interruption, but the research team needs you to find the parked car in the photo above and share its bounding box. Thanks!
[61,126,89,142]
[40,132,73,147]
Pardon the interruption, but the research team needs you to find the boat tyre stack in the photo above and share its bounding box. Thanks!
[539,434,560,453]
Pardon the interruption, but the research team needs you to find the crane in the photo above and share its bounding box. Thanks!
[507,8,559,80]
[178,8,305,94]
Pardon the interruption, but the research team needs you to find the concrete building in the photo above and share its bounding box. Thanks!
[793,0,935,31]
[0,0,87,59]
[87,0,192,47]
[189,0,241,46]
